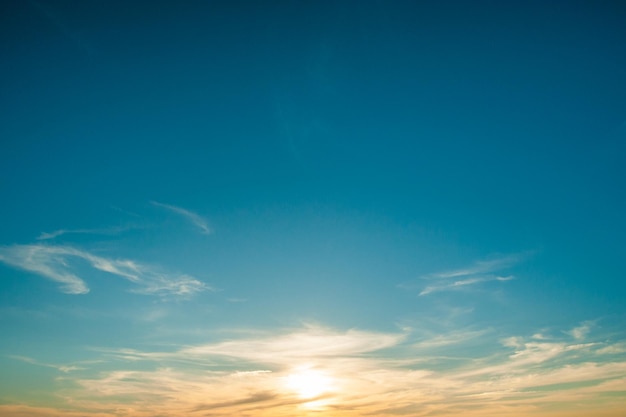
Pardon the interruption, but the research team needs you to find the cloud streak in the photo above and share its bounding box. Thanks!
[151,201,211,234]
[0,244,210,296]
[400,254,524,296]
[419,274,514,296]
[426,254,522,280]
[568,321,593,340]
[181,325,404,364]
[22,323,625,417]
[7,355,102,373]
[37,225,134,240]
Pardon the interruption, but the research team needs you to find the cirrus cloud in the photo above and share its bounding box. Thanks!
[0,244,210,297]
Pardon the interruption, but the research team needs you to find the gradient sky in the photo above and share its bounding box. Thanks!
[1,1,626,416]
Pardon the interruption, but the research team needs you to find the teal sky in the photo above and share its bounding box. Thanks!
[1,1,625,416]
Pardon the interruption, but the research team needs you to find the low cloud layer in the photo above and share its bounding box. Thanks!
[4,322,623,417]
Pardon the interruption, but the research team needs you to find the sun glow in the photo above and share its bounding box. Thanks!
[285,366,334,400]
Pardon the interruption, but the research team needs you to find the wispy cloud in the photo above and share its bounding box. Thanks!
[0,244,210,297]
[412,328,491,349]
[0,245,89,294]
[427,254,522,279]
[70,326,409,415]
[596,342,626,355]
[400,254,524,296]
[568,321,594,340]
[36,225,134,240]
[192,391,279,412]
[419,274,514,296]
[30,323,626,417]
[0,404,113,417]
[151,201,211,234]
[8,355,96,373]
[180,325,404,364]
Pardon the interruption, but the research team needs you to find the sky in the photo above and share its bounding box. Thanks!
[1,0,626,416]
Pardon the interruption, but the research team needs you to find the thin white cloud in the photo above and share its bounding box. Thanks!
[420,277,481,295]
[130,273,207,296]
[42,323,626,417]
[151,201,211,234]
[8,323,624,417]
[419,275,514,296]
[181,325,404,364]
[37,230,74,240]
[405,254,524,296]
[36,225,135,240]
[427,254,522,279]
[596,342,626,355]
[413,329,490,349]
[568,321,593,340]
[0,245,89,294]
[8,355,97,373]
[0,244,210,297]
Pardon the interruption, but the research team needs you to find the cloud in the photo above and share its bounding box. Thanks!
[70,326,410,415]
[192,391,278,411]
[568,321,593,340]
[412,329,491,349]
[97,325,404,366]
[0,405,112,417]
[596,342,626,355]
[0,244,210,297]
[404,254,523,296]
[10,323,626,417]
[36,225,134,240]
[427,254,522,279]
[8,355,86,373]
[181,325,404,364]
[0,245,89,294]
[418,275,513,296]
[151,201,211,234]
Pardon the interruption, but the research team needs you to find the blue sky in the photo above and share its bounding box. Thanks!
[1,1,625,416]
